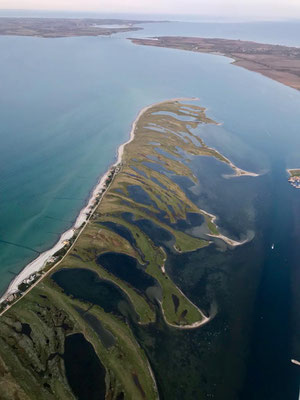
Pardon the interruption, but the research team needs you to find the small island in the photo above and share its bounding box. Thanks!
[287,169,300,188]
[130,36,300,90]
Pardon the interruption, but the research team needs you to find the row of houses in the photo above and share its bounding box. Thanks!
[288,176,300,189]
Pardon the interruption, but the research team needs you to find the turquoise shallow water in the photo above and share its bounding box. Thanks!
[1,19,300,398]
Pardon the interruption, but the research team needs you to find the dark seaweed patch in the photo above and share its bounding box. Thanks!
[64,333,106,400]
[179,309,188,322]
[128,216,173,247]
[99,221,146,262]
[74,305,115,349]
[132,373,146,399]
[127,185,157,207]
[97,253,156,293]
[52,268,138,320]
[20,323,32,338]
[99,221,135,248]
[172,294,179,314]
[171,213,205,231]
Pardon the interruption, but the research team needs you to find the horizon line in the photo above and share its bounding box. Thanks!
[0,9,300,23]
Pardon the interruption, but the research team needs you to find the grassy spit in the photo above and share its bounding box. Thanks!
[0,99,254,398]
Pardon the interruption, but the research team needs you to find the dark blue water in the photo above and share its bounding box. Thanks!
[96,252,156,292]
[52,268,138,320]
[64,333,106,400]
[240,161,300,399]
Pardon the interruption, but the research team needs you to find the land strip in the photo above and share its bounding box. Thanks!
[287,169,300,177]
[0,97,200,306]
[1,98,256,321]
[0,17,158,38]
[130,36,300,90]
[0,98,257,398]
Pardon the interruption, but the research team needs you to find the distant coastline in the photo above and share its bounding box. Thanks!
[0,17,156,38]
[130,36,300,91]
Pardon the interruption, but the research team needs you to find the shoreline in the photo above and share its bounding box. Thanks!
[130,37,300,91]
[207,232,251,247]
[0,97,198,305]
[0,166,113,303]
[159,295,211,330]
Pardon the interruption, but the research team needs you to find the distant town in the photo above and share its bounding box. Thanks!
[287,169,300,188]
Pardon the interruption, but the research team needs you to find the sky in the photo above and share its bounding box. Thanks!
[1,0,300,20]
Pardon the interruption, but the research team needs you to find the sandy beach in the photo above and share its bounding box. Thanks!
[207,232,251,247]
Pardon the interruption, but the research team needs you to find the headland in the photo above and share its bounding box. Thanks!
[0,98,258,399]
[0,17,158,38]
[130,36,300,90]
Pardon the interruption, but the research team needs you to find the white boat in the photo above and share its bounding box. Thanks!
[271,243,274,250]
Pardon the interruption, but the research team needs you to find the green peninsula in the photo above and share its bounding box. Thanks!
[0,99,256,399]
[0,17,147,38]
[130,37,300,91]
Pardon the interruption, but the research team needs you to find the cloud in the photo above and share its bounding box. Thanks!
[1,0,300,19]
